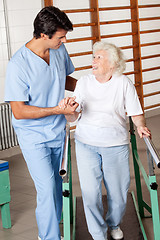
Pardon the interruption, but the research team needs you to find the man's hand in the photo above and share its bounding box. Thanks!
[58,96,79,122]
[60,100,79,115]
[59,96,77,109]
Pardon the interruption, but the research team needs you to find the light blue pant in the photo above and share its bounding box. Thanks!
[75,140,130,240]
[22,146,63,240]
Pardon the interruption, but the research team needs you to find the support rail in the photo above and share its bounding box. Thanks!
[59,124,75,240]
[59,124,70,179]
[129,117,160,240]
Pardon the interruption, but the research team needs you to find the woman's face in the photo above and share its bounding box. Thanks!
[92,50,113,77]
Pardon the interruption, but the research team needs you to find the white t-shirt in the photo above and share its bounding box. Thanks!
[73,74,143,147]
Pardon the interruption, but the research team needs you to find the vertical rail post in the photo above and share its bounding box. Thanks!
[149,175,160,240]
[68,138,73,224]
[145,145,160,240]
[62,130,74,240]
[129,117,145,218]
[63,181,71,240]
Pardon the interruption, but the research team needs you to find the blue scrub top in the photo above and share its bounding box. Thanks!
[5,43,74,149]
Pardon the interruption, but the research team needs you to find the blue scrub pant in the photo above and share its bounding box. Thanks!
[75,140,130,240]
[22,146,63,240]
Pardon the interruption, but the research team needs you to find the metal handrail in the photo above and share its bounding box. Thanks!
[59,124,70,178]
[144,137,160,169]
[129,117,160,240]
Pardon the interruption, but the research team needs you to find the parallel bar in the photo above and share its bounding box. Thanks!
[129,118,160,240]
[59,124,70,178]
[144,137,160,168]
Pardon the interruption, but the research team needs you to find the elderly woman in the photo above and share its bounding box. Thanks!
[59,41,151,240]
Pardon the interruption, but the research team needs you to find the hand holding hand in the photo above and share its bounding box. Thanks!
[58,96,79,115]
[59,96,77,109]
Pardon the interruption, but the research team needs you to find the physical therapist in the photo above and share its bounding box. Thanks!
[5,6,78,240]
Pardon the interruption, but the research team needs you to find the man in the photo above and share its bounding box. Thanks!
[5,6,78,240]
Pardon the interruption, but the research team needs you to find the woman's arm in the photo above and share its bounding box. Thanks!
[131,114,151,138]
[65,111,80,122]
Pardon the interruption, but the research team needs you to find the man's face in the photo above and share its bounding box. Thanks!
[46,28,68,49]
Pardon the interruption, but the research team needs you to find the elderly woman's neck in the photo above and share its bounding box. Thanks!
[95,73,113,83]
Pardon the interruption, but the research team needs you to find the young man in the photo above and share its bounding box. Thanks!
[5,6,78,240]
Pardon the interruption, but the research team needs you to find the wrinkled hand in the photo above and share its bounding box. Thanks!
[59,96,77,109]
[59,96,79,115]
[137,126,151,138]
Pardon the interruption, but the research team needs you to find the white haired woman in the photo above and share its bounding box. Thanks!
[59,41,151,240]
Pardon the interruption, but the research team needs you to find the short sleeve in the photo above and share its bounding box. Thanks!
[63,46,75,76]
[5,61,29,102]
[73,77,83,112]
[124,77,143,116]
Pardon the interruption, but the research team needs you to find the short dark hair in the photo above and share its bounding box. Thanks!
[33,6,73,39]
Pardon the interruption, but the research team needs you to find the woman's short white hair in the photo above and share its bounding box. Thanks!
[93,41,126,75]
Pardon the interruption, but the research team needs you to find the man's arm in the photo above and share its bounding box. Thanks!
[65,76,77,92]
[10,101,79,120]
